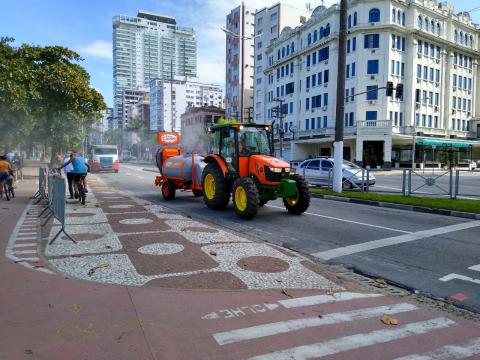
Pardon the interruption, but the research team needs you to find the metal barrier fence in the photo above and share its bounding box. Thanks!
[454,170,480,199]
[406,169,454,198]
[33,166,48,203]
[37,169,76,245]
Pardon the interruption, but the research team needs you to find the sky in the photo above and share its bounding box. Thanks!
[1,0,478,108]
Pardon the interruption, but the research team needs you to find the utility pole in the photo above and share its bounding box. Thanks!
[240,2,245,123]
[170,58,174,132]
[333,0,347,193]
[272,98,285,159]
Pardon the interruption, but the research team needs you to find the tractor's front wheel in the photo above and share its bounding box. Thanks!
[202,163,230,209]
[232,177,259,220]
[161,180,175,200]
[283,174,310,215]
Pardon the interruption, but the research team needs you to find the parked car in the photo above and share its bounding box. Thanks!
[293,157,375,189]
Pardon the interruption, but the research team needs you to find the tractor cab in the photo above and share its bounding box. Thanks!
[201,122,310,219]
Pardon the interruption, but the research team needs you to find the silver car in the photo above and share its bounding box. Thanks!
[294,157,375,189]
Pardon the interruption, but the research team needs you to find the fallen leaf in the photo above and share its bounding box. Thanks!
[165,267,171,272]
[281,289,293,298]
[276,279,282,283]
[67,304,81,314]
[34,261,45,268]
[209,250,217,256]
[375,278,388,288]
[24,349,33,355]
[105,246,112,250]
[87,262,109,276]
[380,314,398,326]
[326,288,335,296]
[317,314,323,318]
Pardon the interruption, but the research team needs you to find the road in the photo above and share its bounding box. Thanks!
[97,164,480,313]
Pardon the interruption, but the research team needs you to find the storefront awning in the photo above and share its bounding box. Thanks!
[416,137,479,148]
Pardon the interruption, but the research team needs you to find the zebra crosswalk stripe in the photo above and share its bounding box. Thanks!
[214,302,417,346]
[393,337,480,360]
[248,317,455,360]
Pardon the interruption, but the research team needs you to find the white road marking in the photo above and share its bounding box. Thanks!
[248,317,455,360]
[469,264,480,272]
[439,273,480,285]
[15,237,36,241]
[278,292,383,308]
[13,250,37,254]
[14,257,40,261]
[313,220,480,260]
[12,243,37,248]
[214,303,417,345]
[394,337,480,360]
[266,204,411,234]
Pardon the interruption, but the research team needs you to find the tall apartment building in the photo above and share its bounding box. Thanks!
[113,11,196,128]
[225,4,255,122]
[150,78,223,132]
[261,0,480,167]
[253,3,311,123]
[122,89,149,128]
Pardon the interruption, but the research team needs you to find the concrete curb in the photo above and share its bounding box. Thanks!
[312,193,480,220]
[142,168,158,173]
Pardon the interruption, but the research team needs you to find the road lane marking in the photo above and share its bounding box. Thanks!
[248,317,455,360]
[266,205,412,234]
[278,292,383,308]
[313,220,480,260]
[439,273,480,285]
[394,336,480,360]
[214,303,416,345]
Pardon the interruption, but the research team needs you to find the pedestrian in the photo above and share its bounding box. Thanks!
[12,153,23,181]
[63,153,75,199]
[6,150,14,162]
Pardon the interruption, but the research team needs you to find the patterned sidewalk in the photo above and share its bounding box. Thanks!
[40,175,341,291]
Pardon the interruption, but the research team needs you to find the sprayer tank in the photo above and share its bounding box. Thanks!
[162,155,205,186]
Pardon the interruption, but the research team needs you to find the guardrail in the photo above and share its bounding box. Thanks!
[37,168,76,245]
[454,170,480,199]
[33,166,48,204]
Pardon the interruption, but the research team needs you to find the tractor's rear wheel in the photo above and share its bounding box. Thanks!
[283,174,310,215]
[232,177,259,220]
[202,163,230,209]
[161,180,176,200]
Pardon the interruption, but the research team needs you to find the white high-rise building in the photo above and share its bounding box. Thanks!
[150,78,223,132]
[225,4,255,122]
[261,0,480,167]
[113,11,196,128]
[253,3,311,124]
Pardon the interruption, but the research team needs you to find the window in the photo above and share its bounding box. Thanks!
[353,12,358,26]
[306,76,310,89]
[324,70,329,83]
[364,34,380,48]
[312,74,316,87]
[352,37,356,51]
[401,63,405,77]
[308,33,312,45]
[418,15,423,29]
[323,93,328,106]
[367,60,379,74]
[345,89,349,102]
[285,82,294,95]
[312,52,317,65]
[306,54,311,67]
[313,30,318,42]
[453,74,457,87]
[352,62,356,77]
[392,9,396,22]
[305,119,309,130]
[347,39,350,53]
[402,12,405,25]
[417,40,422,53]
[305,98,310,110]
[429,67,434,81]
[323,116,328,128]
[435,93,439,106]
[369,8,380,22]
[366,86,378,100]
[311,118,315,129]
[423,66,428,80]
[346,64,350,78]
[366,111,377,121]
[348,14,352,28]
[417,64,422,78]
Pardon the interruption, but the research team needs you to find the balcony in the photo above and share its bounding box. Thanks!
[357,120,392,135]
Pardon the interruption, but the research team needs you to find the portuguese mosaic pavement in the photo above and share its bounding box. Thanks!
[39,176,341,290]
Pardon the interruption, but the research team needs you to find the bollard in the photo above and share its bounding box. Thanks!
[454,170,459,200]
[407,169,412,196]
[402,169,406,196]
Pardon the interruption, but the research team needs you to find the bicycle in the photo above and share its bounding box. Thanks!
[75,174,87,205]
[2,176,14,201]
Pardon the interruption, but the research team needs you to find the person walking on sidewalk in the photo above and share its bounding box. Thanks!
[63,153,75,199]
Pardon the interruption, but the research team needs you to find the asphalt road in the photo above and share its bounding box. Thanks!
[96,164,480,313]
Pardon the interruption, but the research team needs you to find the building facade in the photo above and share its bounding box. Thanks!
[150,78,223,132]
[122,89,149,129]
[180,106,225,152]
[225,4,255,121]
[113,11,196,128]
[253,3,311,123]
[261,0,480,167]
[129,95,151,129]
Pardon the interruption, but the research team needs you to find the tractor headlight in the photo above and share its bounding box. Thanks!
[268,167,283,173]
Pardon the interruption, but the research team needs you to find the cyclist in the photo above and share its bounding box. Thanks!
[0,155,14,198]
[59,151,90,198]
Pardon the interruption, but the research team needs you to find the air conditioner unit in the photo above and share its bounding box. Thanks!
[453,87,456,91]
[452,109,456,114]
[469,69,472,73]
[468,90,471,95]
[322,106,327,111]
[324,60,328,65]
[450,134,457,139]
[417,53,422,59]
[371,49,376,53]
[467,111,471,116]
[307,67,310,71]
[306,88,309,92]
[435,83,439,87]
[290,73,293,77]
[434,106,439,111]
[324,83,328,87]
[369,100,377,105]
[436,59,440,64]
[415,103,420,109]
[453,65,457,69]
[416,78,421,83]
[370,75,376,80]
[371,22,376,26]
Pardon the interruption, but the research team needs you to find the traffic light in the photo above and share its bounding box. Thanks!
[395,83,404,99]
[386,81,394,97]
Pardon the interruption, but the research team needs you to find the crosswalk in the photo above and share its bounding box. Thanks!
[207,292,480,360]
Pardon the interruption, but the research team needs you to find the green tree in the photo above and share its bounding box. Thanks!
[0,37,106,158]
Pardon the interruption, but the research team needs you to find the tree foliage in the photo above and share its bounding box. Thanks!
[0,37,106,154]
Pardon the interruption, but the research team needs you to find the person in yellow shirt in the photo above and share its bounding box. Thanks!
[0,155,13,198]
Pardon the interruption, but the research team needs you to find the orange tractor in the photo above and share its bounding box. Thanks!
[155,123,310,219]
